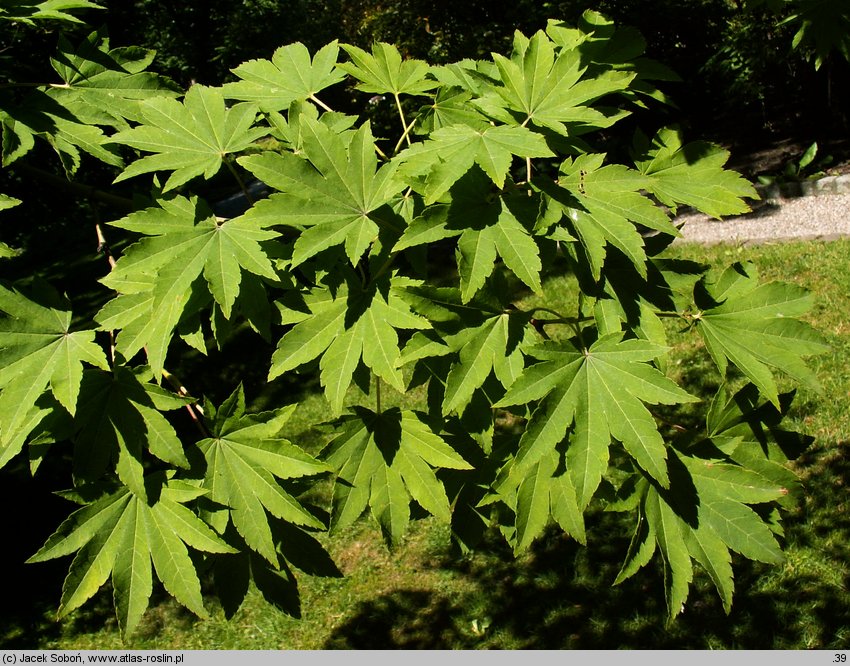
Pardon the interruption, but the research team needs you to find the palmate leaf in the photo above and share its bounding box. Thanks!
[338,43,437,96]
[222,41,345,112]
[239,117,404,266]
[496,334,697,508]
[414,86,489,134]
[492,448,587,553]
[617,448,787,620]
[269,274,429,414]
[48,30,180,128]
[782,0,850,69]
[110,85,266,191]
[540,153,678,279]
[692,262,829,408]
[197,386,329,565]
[476,29,635,135]
[634,127,759,218]
[27,477,235,637]
[706,383,810,508]
[396,170,544,301]
[440,312,528,415]
[0,283,108,464]
[73,367,192,500]
[0,91,123,171]
[321,407,472,546]
[97,195,279,377]
[396,123,553,204]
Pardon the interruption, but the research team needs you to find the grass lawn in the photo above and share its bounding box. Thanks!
[2,238,848,650]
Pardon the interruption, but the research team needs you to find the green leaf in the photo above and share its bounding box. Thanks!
[239,118,403,266]
[322,408,470,546]
[339,43,437,96]
[110,85,266,190]
[28,479,233,637]
[198,386,328,564]
[644,486,693,620]
[72,368,191,498]
[222,41,345,112]
[0,284,108,458]
[48,30,180,128]
[0,1,102,23]
[97,195,279,377]
[498,335,698,505]
[480,30,635,135]
[513,451,557,552]
[694,267,829,407]
[270,276,428,413]
[0,194,21,211]
[635,127,759,218]
[442,314,512,414]
[397,124,553,204]
[414,86,488,133]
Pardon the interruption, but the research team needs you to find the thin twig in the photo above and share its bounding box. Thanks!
[225,157,254,206]
[393,93,413,150]
[393,118,417,156]
[310,94,335,113]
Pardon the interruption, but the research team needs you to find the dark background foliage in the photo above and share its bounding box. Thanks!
[98,0,849,148]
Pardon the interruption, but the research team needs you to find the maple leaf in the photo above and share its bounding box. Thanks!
[239,117,404,267]
[538,153,679,280]
[0,91,123,172]
[97,195,279,377]
[269,274,429,414]
[322,407,472,546]
[27,476,235,636]
[393,281,533,415]
[692,261,829,408]
[414,86,489,134]
[0,283,109,463]
[395,170,544,301]
[497,334,698,507]
[396,123,553,204]
[474,30,635,135]
[634,127,759,218]
[196,385,329,565]
[72,367,193,500]
[47,30,180,128]
[222,41,345,112]
[491,447,587,553]
[110,85,267,191]
[338,43,438,96]
[706,382,811,508]
[440,312,528,415]
[616,445,787,620]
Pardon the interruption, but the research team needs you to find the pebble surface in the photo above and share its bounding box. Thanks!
[675,191,850,245]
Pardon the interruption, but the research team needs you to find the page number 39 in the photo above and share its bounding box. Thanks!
[834,654,847,663]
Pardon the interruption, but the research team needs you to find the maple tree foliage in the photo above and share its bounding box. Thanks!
[0,2,831,634]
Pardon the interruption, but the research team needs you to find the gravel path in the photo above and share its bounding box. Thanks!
[675,190,850,245]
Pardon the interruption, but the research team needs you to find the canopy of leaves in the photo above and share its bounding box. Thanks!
[1,8,828,631]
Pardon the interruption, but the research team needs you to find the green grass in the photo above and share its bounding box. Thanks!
[3,238,849,649]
